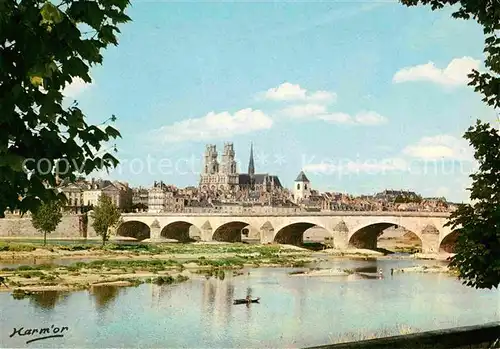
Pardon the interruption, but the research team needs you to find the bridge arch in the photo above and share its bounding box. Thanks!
[274,222,331,246]
[439,230,458,253]
[116,221,151,241]
[212,221,252,242]
[160,221,201,242]
[348,222,422,251]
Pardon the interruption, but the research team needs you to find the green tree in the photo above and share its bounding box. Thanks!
[400,0,499,288]
[31,200,63,245]
[446,121,500,289]
[91,194,120,246]
[0,0,131,217]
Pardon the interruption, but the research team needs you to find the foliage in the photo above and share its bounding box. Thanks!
[0,0,131,216]
[91,194,121,246]
[446,121,500,289]
[401,0,500,289]
[394,194,422,204]
[31,200,63,245]
[0,243,37,252]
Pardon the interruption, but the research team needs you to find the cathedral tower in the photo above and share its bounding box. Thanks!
[248,142,255,190]
[203,144,219,174]
[221,142,237,174]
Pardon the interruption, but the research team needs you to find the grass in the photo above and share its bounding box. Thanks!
[0,243,37,252]
[16,270,46,278]
[146,274,190,285]
[2,253,311,277]
[0,241,305,256]
[394,246,422,254]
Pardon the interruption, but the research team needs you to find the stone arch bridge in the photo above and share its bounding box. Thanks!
[118,211,456,254]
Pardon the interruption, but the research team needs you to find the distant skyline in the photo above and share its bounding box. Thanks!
[65,1,497,202]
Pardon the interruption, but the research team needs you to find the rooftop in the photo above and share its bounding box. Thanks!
[295,171,310,182]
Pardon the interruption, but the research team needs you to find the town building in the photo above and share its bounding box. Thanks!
[58,178,132,211]
[293,171,311,203]
[57,177,88,212]
[82,179,132,209]
[132,187,149,211]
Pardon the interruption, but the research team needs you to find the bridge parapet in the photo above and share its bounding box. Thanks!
[121,211,451,218]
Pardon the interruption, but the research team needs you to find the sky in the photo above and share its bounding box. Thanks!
[65,0,498,203]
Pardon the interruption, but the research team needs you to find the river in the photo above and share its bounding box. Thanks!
[1,259,499,348]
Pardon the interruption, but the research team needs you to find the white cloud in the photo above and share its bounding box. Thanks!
[353,111,387,125]
[152,108,273,143]
[262,82,337,103]
[402,134,473,160]
[62,77,92,98]
[392,56,480,87]
[281,104,328,118]
[281,107,388,126]
[318,112,352,124]
[303,158,408,175]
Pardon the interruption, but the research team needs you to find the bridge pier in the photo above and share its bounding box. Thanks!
[149,219,161,241]
[421,224,440,254]
[260,222,274,244]
[332,221,349,249]
[200,221,213,241]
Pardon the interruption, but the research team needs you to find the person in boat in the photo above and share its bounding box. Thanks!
[245,295,251,303]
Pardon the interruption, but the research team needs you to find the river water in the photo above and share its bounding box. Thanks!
[1,259,499,348]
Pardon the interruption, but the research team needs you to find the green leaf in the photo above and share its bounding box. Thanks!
[103,153,119,167]
[104,125,121,138]
[98,24,119,45]
[30,76,44,87]
[40,2,63,25]
[68,1,105,29]
[83,159,94,174]
[0,154,26,172]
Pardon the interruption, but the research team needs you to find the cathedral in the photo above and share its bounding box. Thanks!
[199,142,283,194]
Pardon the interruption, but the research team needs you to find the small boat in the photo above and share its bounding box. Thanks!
[233,297,260,305]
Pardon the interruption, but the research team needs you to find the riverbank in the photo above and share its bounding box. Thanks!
[0,257,310,294]
[0,241,456,293]
[289,264,454,278]
[0,240,453,262]
[0,243,316,293]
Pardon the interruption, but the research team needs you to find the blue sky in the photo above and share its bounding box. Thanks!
[66,0,497,203]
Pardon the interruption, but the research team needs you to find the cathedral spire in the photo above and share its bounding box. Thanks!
[248,142,255,176]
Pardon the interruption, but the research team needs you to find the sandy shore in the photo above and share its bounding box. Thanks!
[289,268,350,277]
[395,264,452,274]
[0,265,217,293]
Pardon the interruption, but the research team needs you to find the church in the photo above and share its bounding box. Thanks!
[199,142,283,194]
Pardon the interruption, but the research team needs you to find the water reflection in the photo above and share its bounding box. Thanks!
[353,266,378,273]
[90,285,121,310]
[200,273,238,334]
[11,290,69,309]
[151,282,177,308]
